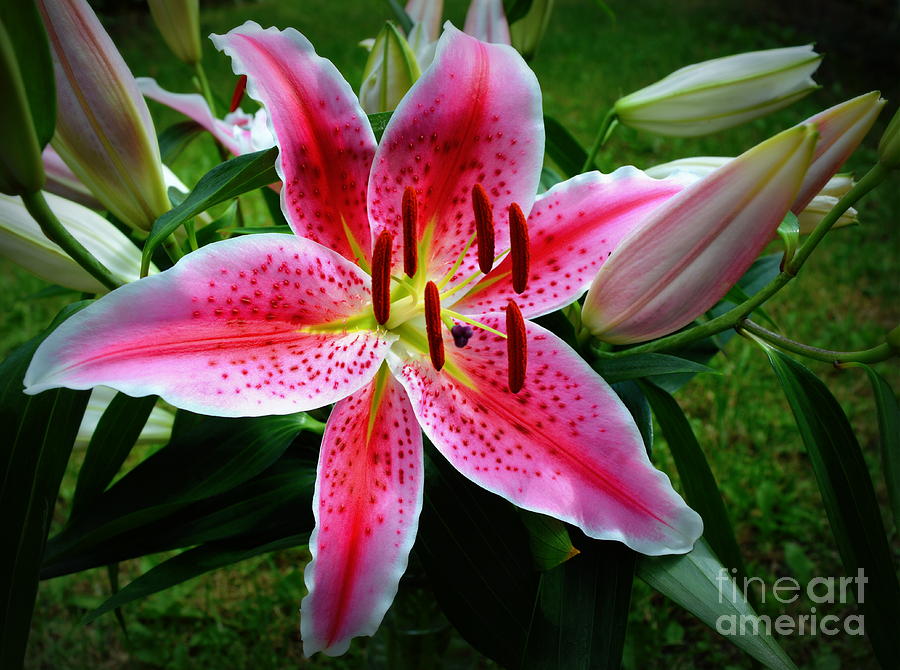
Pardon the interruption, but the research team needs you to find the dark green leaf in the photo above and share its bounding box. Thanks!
[592,353,718,384]
[417,443,538,668]
[533,309,579,351]
[525,539,634,670]
[762,347,900,667]
[612,380,653,455]
[384,0,413,34]
[216,224,293,236]
[158,120,205,164]
[505,0,535,24]
[640,382,746,581]
[544,115,588,177]
[0,304,91,670]
[539,165,564,193]
[851,363,900,529]
[195,200,239,246]
[368,111,393,142]
[637,539,797,670]
[84,532,309,624]
[260,183,289,226]
[44,413,307,572]
[0,1,55,147]
[141,147,279,273]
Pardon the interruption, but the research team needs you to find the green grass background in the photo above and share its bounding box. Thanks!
[3,0,897,668]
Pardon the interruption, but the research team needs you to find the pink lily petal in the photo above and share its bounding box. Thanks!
[368,24,543,288]
[136,77,246,156]
[451,168,691,318]
[24,235,393,417]
[388,316,702,555]
[464,0,512,45]
[302,371,423,656]
[792,91,885,213]
[212,22,376,265]
[583,125,817,344]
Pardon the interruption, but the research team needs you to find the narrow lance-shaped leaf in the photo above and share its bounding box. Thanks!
[761,345,900,668]
[591,353,718,384]
[640,381,746,582]
[544,115,589,177]
[637,539,798,670]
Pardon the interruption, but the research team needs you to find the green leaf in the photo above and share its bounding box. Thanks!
[46,454,316,577]
[44,412,307,573]
[637,539,797,670]
[158,121,204,164]
[417,442,538,668]
[141,147,279,273]
[0,1,55,148]
[850,363,900,529]
[0,304,92,670]
[195,200,239,246]
[761,347,900,668]
[84,531,309,624]
[544,115,588,177]
[539,165,564,193]
[525,539,635,670]
[384,0,413,34]
[592,353,718,384]
[70,393,158,518]
[776,211,800,266]
[520,511,579,571]
[505,0,536,24]
[260,183,289,227]
[612,380,653,455]
[640,382,746,581]
[368,111,393,141]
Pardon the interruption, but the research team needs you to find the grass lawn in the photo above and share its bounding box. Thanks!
[4,0,897,668]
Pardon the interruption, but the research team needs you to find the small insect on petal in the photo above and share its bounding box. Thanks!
[505,299,526,393]
[229,75,248,113]
[424,281,445,371]
[372,231,393,325]
[508,202,530,293]
[472,183,495,274]
[402,186,418,277]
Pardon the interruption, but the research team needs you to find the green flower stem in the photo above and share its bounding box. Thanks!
[606,163,889,358]
[193,61,218,118]
[738,319,895,364]
[21,190,122,291]
[581,108,618,172]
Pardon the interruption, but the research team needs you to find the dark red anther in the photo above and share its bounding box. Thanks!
[402,186,418,277]
[505,299,527,394]
[372,231,393,325]
[472,183,495,274]
[508,203,530,294]
[424,281,445,371]
[229,75,248,113]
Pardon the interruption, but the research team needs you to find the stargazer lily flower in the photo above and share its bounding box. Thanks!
[24,23,702,656]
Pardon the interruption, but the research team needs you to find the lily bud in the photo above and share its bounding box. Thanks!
[147,0,202,65]
[647,157,857,234]
[614,45,822,137]
[464,0,512,45]
[359,22,421,114]
[0,19,44,195]
[405,0,443,66]
[37,0,170,231]
[583,125,817,344]
[878,106,900,169]
[0,192,152,292]
[509,0,554,60]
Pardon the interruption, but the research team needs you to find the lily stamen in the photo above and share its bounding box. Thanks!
[509,203,530,294]
[229,74,247,113]
[505,299,527,393]
[472,183,495,274]
[372,231,393,325]
[424,281,445,370]
[402,186,418,277]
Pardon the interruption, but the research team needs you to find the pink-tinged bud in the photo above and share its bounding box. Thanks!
[583,125,817,344]
[147,0,201,65]
[0,20,44,195]
[405,0,443,44]
[791,91,884,212]
[878,106,900,169]
[41,145,102,209]
[359,22,421,114]
[615,45,821,137]
[38,0,169,231]
[464,0,512,45]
